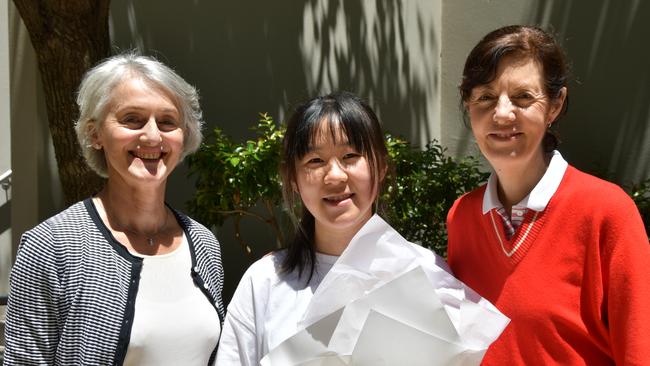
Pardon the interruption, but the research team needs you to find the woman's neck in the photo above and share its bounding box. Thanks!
[313,213,372,256]
[493,151,550,214]
[96,177,168,234]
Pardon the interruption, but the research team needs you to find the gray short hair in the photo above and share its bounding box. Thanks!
[75,53,204,177]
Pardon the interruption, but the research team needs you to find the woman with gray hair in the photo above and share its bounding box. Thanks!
[4,53,224,365]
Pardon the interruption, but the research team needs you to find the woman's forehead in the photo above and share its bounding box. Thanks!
[309,118,349,146]
[474,56,544,91]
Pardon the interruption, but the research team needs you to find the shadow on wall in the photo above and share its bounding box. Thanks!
[109,0,439,302]
[109,0,437,144]
[530,0,650,185]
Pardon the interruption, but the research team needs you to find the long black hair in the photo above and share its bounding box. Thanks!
[280,92,388,280]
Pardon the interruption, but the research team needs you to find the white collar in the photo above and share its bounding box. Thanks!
[482,150,568,214]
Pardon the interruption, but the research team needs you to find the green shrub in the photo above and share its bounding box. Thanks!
[629,178,650,239]
[381,135,488,256]
[187,113,285,256]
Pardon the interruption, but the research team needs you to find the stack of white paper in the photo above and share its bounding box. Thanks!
[260,215,509,366]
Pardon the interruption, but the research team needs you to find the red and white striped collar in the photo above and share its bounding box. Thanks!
[482,150,569,215]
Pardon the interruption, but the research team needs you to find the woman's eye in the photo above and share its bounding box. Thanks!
[512,93,536,107]
[121,115,144,126]
[343,152,361,160]
[474,94,495,104]
[306,157,324,165]
[158,119,179,130]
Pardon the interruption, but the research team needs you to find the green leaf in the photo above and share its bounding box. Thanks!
[229,157,240,167]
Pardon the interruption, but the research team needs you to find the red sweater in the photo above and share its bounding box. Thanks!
[447,166,650,366]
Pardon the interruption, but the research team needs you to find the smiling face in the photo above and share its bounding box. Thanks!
[91,77,184,186]
[294,121,378,248]
[466,56,565,169]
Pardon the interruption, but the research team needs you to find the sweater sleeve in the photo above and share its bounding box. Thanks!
[600,192,650,365]
[4,226,61,365]
[215,272,261,366]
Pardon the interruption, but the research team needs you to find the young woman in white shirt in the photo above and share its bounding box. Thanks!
[216,91,388,365]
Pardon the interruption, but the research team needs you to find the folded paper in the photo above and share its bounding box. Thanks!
[261,215,509,366]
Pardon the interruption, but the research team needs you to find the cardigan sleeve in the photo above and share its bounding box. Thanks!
[600,191,650,365]
[4,225,62,365]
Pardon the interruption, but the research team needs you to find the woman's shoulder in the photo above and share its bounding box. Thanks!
[455,184,487,206]
[242,250,287,281]
[17,200,93,260]
[447,183,487,221]
[562,166,634,207]
[24,200,92,238]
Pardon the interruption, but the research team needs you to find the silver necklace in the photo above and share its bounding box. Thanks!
[129,210,169,246]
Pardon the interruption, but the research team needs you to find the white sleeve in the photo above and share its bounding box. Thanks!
[215,271,262,366]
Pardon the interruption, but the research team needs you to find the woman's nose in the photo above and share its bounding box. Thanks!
[140,118,162,144]
[323,159,348,184]
[493,95,516,123]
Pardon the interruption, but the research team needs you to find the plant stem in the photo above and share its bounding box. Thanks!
[218,209,267,224]
[233,214,253,258]
[263,199,285,248]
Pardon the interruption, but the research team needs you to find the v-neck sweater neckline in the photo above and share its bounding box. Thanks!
[481,192,551,267]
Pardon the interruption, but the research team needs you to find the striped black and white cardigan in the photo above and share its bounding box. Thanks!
[3,198,225,365]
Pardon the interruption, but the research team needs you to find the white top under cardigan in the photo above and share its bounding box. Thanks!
[216,251,338,366]
[124,234,221,366]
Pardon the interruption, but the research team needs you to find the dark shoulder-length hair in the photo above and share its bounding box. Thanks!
[459,25,570,152]
[280,91,388,280]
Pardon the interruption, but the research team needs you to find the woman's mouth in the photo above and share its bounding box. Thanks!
[323,193,354,205]
[131,150,166,161]
[489,132,522,141]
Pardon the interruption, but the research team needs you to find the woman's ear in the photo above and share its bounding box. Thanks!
[291,181,299,193]
[86,121,102,149]
[548,87,567,124]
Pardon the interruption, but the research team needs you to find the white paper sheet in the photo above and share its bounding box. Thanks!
[260,215,509,366]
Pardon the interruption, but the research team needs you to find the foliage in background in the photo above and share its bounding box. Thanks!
[188,114,285,256]
[189,115,650,259]
[381,136,488,256]
[629,178,650,239]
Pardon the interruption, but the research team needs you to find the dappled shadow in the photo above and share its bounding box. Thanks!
[530,0,650,184]
[298,0,438,147]
[110,0,437,145]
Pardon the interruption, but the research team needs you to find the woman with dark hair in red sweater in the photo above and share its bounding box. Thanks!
[447,25,650,365]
